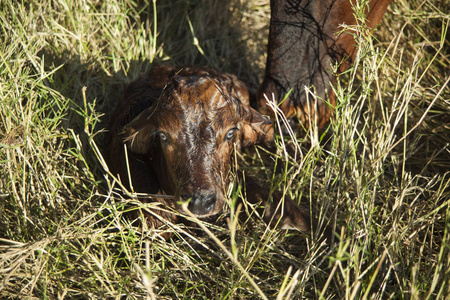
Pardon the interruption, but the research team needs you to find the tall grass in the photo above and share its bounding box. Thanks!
[1,0,449,298]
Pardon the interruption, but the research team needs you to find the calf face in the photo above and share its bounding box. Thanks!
[107,67,273,220]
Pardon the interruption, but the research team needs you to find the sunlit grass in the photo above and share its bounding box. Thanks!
[0,0,449,298]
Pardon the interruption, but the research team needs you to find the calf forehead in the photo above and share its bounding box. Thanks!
[159,75,237,126]
[176,76,232,109]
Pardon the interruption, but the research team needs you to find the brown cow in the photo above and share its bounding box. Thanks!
[105,66,312,234]
[258,0,392,132]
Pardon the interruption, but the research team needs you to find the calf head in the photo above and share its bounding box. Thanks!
[120,74,273,217]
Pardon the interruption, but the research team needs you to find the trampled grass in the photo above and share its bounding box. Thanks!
[1,0,449,299]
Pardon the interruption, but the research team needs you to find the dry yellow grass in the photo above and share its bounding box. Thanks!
[0,0,449,298]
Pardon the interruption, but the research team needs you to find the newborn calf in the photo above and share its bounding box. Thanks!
[105,66,312,234]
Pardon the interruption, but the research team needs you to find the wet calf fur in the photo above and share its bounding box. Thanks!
[105,66,312,233]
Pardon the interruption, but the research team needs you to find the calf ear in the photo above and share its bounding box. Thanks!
[238,104,274,148]
[120,107,157,154]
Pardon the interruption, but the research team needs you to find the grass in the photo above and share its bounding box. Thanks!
[1,0,449,298]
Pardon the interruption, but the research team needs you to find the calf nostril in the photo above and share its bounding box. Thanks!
[184,193,217,216]
[203,193,216,212]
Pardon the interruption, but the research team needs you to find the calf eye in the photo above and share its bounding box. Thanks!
[225,127,238,141]
[158,131,168,143]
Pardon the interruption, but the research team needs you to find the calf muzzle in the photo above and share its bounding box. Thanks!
[182,192,218,216]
